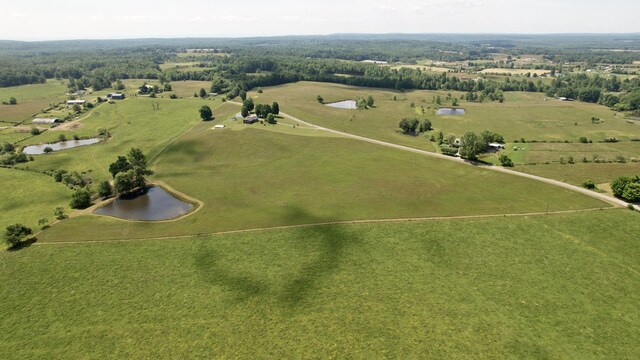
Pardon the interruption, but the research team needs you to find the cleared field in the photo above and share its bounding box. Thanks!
[480,68,551,76]
[38,105,607,243]
[0,80,68,124]
[248,82,639,147]
[516,163,640,186]
[2,210,639,358]
[0,167,71,231]
[18,96,220,181]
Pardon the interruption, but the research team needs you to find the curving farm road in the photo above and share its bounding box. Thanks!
[259,106,636,210]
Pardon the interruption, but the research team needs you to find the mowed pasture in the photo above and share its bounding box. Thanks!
[517,163,640,186]
[0,167,71,231]
[480,68,551,76]
[38,103,607,243]
[2,210,639,358]
[248,82,639,149]
[0,80,68,124]
[19,96,220,181]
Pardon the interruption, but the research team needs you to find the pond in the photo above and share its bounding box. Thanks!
[22,138,101,155]
[325,100,357,109]
[94,186,194,221]
[436,108,466,116]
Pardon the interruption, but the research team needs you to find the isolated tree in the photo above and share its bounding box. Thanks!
[43,147,53,154]
[53,207,67,220]
[199,105,213,120]
[59,134,67,142]
[199,88,207,98]
[38,218,49,230]
[70,188,92,209]
[271,101,280,115]
[109,156,131,178]
[72,104,82,113]
[97,180,113,198]
[499,155,514,167]
[356,97,368,110]
[9,97,17,105]
[459,132,485,160]
[366,95,375,107]
[266,113,276,124]
[316,95,324,104]
[163,83,172,91]
[436,131,444,145]
[4,224,32,248]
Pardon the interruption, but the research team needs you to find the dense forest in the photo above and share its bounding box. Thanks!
[1,35,639,110]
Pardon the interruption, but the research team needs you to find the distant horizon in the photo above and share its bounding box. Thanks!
[2,0,639,41]
[1,32,640,43]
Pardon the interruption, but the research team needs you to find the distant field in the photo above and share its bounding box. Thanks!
[248,81,639,147]
[2,210,639,358]
[516,163,640,186]
[17,96,220,181]
[0,80,68,124]
[0,167,71,231]
[480,68,551,76]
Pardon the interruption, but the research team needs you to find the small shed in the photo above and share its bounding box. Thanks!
[109,93,125,100]
[243,114,259,124]
[32,118,61,124]
[488,143,505,150]
[214,124,225,128]
[67,100,86,105]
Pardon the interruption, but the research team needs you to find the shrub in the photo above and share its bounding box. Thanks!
[582,179,597,189]
[499,155,514,167]
[30,128,40,136]
[579,136,588,143]
[70,189,92,209]
[622,183,640,203]
[440,146,458,156]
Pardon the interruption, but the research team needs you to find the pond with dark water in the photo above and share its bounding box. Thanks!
[22,138,101,155]
[436,108,466,116]
[325,100,357,109]
[94,186,194,221]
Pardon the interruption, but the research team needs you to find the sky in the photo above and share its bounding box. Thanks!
[1,0,639,41]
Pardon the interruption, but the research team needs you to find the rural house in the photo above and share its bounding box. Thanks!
[243,114,259,124]
[108,93,125,100]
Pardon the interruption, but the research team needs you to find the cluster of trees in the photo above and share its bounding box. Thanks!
[241,98,280,123]
[398,118,432,135]
[611,175,640,203]
[108,148,152,196]
[356,96,375,109]
[1,96,17,105]
[545,74,640,110]
[0,143,30,166]
[438,130,505,160]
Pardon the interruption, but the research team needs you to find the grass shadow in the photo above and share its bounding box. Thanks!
[7,237,38,252]
[193,206,360,308]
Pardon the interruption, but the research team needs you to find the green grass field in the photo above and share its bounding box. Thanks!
[36,100,607,243]
[249,82,639,147]
[0,80,68,124]
[2,210,638,358]
[0,167,71,231]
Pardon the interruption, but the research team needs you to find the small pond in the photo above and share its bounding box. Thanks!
[94,186,194,221]
[436,108,466,116]
[325,100,357,109]
[22,138,101,155]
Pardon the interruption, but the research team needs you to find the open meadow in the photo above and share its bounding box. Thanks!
[0,80,68,124]
[2,210,639,358]
[35,97,608,243]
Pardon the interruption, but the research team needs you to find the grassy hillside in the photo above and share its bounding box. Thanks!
[0,167,71,231]
[2,210,638,358]
[0,80,68,124]
[37,106,607,243]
